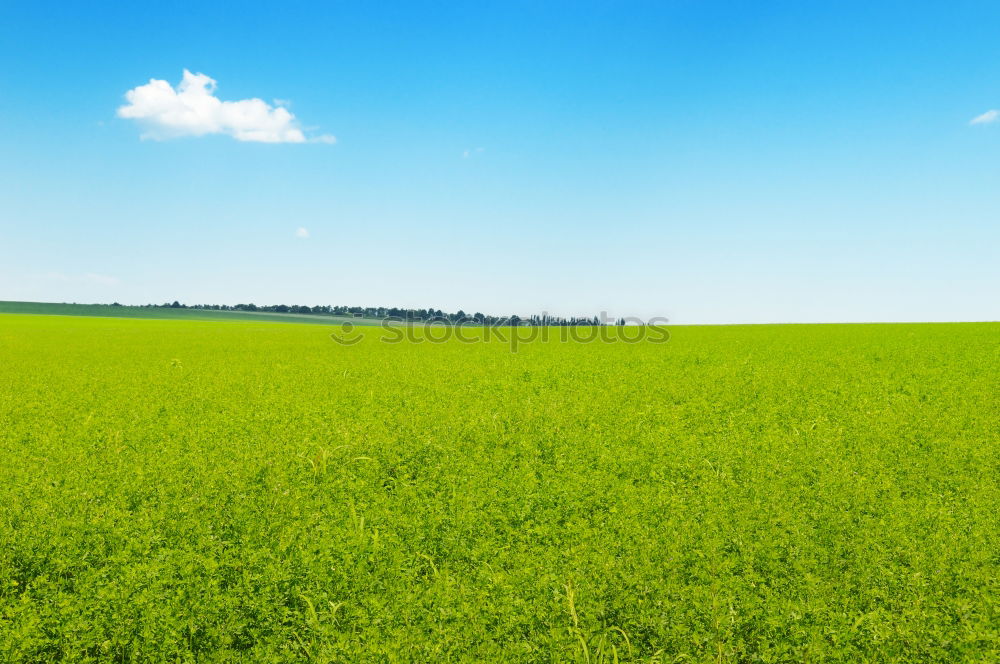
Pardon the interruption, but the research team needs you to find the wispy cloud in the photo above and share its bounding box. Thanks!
[462,147,485,159]
[295,227,310,239]
[970,109,999,125]
[118,70,335,144]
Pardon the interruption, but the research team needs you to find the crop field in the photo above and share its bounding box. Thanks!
[0,314,998,662]
[0,301,374,326]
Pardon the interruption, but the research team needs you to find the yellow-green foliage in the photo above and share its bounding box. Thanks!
[0,314,998,662]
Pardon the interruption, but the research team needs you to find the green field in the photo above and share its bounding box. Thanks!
[1,314,998,662]
[0,301,376,326]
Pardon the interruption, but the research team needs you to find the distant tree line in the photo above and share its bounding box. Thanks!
[138,301,619,326]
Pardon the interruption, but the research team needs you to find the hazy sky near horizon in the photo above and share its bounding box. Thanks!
[1,1,998,324]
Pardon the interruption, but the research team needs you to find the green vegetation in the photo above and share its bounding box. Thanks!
[0,300,607,327]
[1,314,998,662]
[0,301,372,326]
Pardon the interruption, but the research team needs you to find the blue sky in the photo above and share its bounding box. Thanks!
[1,1,998,323]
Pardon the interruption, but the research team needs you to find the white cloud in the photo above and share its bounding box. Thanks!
[118,70,335,143]
[295,227,310,239]
[462,147,485,158]
[970,110,999,125]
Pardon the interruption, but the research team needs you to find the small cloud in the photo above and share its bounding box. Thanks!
[295,227,310,239]
[462,147,485,159]
[118,70,335,143]
[970,110,999,125]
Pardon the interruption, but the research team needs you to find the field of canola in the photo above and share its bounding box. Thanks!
[0,313,998,662]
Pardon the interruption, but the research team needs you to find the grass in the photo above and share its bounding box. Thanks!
[0,313,998,662]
